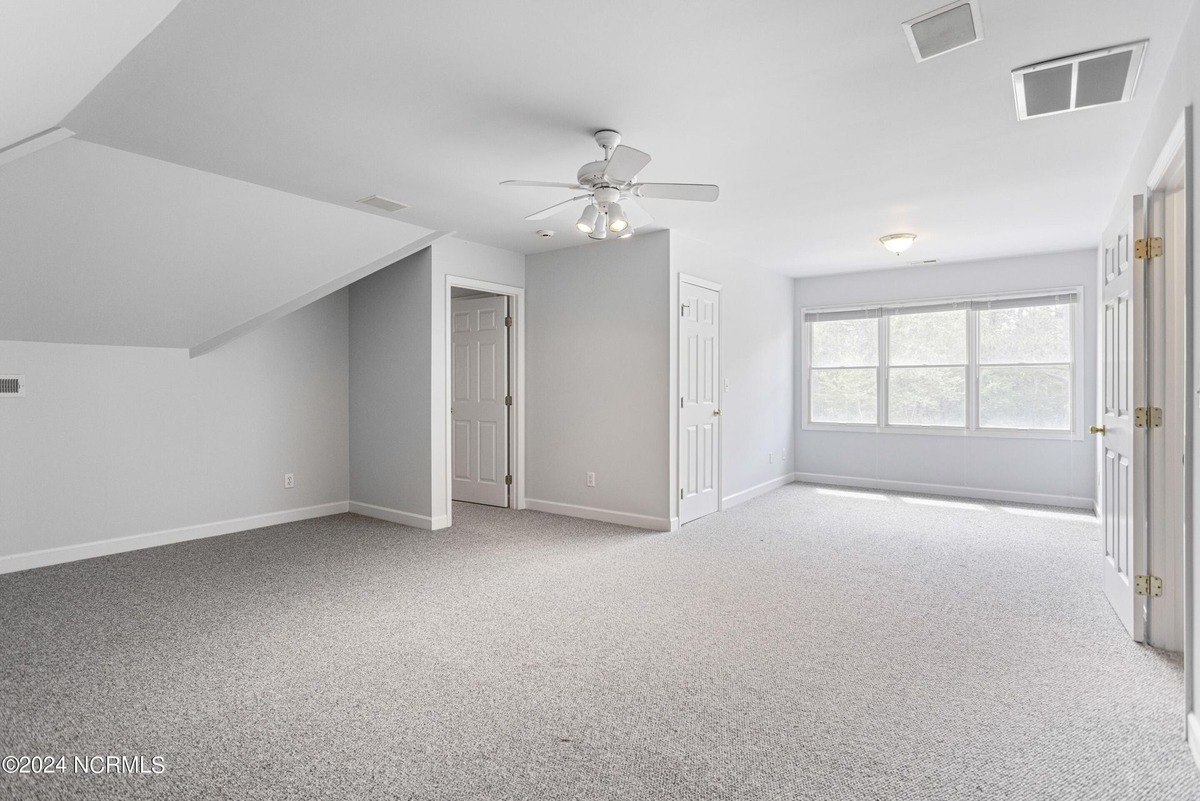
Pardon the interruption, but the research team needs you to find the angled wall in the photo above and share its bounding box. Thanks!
[0,291,350,573]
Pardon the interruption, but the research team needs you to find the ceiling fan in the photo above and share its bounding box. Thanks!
[500,130,719,240]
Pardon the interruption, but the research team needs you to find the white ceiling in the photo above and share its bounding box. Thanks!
[0,0,181,149]
[59,0,1195,275]
[0,139,435,348]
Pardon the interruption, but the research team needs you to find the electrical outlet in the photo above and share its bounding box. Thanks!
[586,472,596,487]
[769,452,774,464]
[284,473,295,489]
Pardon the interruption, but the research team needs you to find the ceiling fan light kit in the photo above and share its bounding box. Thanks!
[502,129,720,240]
[576,205,599,234]
[880,233,917,254]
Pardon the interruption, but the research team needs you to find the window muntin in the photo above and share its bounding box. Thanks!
[804,292,1077,435]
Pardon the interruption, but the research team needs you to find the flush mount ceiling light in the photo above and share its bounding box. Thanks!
[902,1,983,63]
[1012,40,1147,120]
[880,233,917,254]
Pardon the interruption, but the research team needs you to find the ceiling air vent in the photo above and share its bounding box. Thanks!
[355,195,409,213]
[902,1,983,62]
[1012,41,1147,120]
[0,375,25,397]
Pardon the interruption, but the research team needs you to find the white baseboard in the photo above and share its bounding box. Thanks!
[722,474,795,510]
[1188,712,1200,774]
[348,501,439,530]
[792,472,1093,509]
[0,501,350,575]
[525,498,672,531]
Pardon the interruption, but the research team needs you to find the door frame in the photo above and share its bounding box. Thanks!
[677,273,723,522]
[443,275,525,525]
[1145,110,1191,657]
[1142,107,1195,750]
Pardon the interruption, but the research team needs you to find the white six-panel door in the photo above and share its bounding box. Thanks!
[1101,223,1146,641]
[451,295,509,507]
[680,279,721,525]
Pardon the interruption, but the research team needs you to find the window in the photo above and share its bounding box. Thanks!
[803,290,1078,435]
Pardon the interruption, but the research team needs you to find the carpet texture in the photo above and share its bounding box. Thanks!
[1,484,1196,799]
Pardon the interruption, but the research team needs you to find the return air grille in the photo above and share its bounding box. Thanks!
[0,375,24,396]
[355,194,409,213]
[1012,41,1147,120]
[902,1,983,62]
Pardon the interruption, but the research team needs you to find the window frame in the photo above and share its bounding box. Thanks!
[801,287,1083,440]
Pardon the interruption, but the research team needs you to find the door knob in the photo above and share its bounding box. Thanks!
[713,409,722,416]
[1089,425,1106,435]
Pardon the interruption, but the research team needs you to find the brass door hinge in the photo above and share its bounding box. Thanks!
[505,474,513,486]
[505,395,512,406]
[1135,574,1164,597]
[680,488,685,500]
[505,315,513,327]
[1135,237,1163,260]
[1134,407,1163,428]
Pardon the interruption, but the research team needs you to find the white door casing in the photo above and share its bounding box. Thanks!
[451,295,509,507]
[679,278,721,525]
[1100,211,1146,641]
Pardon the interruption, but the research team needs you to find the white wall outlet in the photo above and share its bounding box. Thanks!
[586,472,596,487]
[769,452,774,463]
[284,473,295,489]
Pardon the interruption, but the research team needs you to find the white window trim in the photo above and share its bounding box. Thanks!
[800,286,1085,441]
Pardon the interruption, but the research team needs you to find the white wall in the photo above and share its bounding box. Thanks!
[348,248,433,523]
[793,250,1098,507]
[669,232,795,515]
[525,231,672,528]
[1099,0,1200,749]
[0,290,350,571]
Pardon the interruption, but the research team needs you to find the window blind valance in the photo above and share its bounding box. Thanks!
[804,290,1079,323]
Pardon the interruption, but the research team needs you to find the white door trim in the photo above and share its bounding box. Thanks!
[443,276,525,526]
[678,273,723,519]
[1142,106,1193,747]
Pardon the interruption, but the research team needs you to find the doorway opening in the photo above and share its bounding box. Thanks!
[444,276,524,522]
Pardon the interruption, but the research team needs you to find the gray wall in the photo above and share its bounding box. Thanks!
[0,290,350,564]
[348,238,525,526]
[348,248,433,519]
[526,231,672,524]
[669,232,795,515]
[793,250,1098,507]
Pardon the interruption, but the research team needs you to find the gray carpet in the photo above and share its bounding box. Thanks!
[1,483,1196,799]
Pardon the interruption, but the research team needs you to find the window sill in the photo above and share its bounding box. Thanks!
[802,422,1082,441]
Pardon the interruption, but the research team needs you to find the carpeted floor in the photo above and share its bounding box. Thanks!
[1,483,1196,799]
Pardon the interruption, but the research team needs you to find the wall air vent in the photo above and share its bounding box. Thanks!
[1012,40,1147,120]
[902,1,983,62]
[355,195,409,213]
[0,375,25,397]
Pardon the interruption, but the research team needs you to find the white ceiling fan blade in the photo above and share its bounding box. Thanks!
[622,198,655,229]
[524,194,591,221]
[603,145,651,184]
[501,180,584,189]
[633,183,719,202]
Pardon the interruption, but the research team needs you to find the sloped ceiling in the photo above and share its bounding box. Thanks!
[0,139,438,349]
[61,0,1195,275]
[0,0,181,149]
